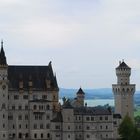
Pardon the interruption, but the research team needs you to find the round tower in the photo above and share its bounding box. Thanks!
[112,61,135,120]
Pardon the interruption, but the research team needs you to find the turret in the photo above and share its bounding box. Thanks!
[112,61,135,120]
[116,61,131,85]
[76,87,85,107]
[0,40,9,140]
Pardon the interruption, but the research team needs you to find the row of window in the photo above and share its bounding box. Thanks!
[33,123,50,129]
[1,104,51,110]
[75,116,109,121]
[10,94,48,100]
[34,133,50,139]
[113,88,134,92]
[33,104,50,110]
[75,125,109,130]
[8,123,50,130]
[34,114,50,120]
[1,104,29,110]
[8,114,50,121]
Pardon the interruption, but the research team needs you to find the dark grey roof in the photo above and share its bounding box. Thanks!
[116,61,130,69]
[8,62,59,90]
[76,87,85,95]
[51,112,63,122]
[74,107,112,115]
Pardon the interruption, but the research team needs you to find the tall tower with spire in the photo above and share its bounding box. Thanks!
[112,61,135,120]
[0,40,9,140]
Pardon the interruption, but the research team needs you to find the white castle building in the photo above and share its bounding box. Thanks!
[0,41,135,140]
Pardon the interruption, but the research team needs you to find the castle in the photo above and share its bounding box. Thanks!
[0,41,135,140]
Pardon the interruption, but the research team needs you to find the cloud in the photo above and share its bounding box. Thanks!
[1,0,140,88]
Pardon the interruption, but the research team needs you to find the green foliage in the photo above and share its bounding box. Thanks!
[135,116,140,124]
[118,115,140,140]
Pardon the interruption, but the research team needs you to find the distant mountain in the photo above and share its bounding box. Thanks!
[59,88,140,106]
[60,88,113,99]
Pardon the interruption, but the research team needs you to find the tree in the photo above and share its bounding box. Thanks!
[118,115,134,140]
[118,115,140,140]
[131,126,140,140]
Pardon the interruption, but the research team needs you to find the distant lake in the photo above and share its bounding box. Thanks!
[84,99,114,106]
[59,99,114,107]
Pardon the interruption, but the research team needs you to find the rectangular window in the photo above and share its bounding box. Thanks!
[26,124,28,129]
[3,124,5,128]
[91,117,94,121]
[40,124,43,129]
[18,105,22,110]
[25,115,28,120]
[8,115,13,120]
[18,115,22,120]
[19,124,21,129]
[100,116,103,120]
[46,115,50,120]
[23,95,28,99]
[106,125,108,129]
[105,116,108,120]
[42,95,47,99]
[34,124,37,129]
[12,105,15,110]
[55,125,60,130]
[14,95,19,100]
[25,105,28,110]
[46,124,50,129]
[86,117,90,121]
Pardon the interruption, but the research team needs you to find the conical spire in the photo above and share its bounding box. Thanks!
[0,40,7,65]
[76,87,85,95]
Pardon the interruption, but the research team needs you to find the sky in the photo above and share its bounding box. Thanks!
[0,0,140,89]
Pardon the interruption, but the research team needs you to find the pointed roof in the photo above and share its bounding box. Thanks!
[116,61,130,69]
[0,40,7,65]
[76,87,85,95]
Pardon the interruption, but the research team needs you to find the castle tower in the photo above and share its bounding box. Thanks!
[112,61,135,120]
[0,41,9,140]
[76,87,85,107]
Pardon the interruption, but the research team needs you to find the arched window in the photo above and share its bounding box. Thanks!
[122,88,125,92]
[127,88,129,92]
